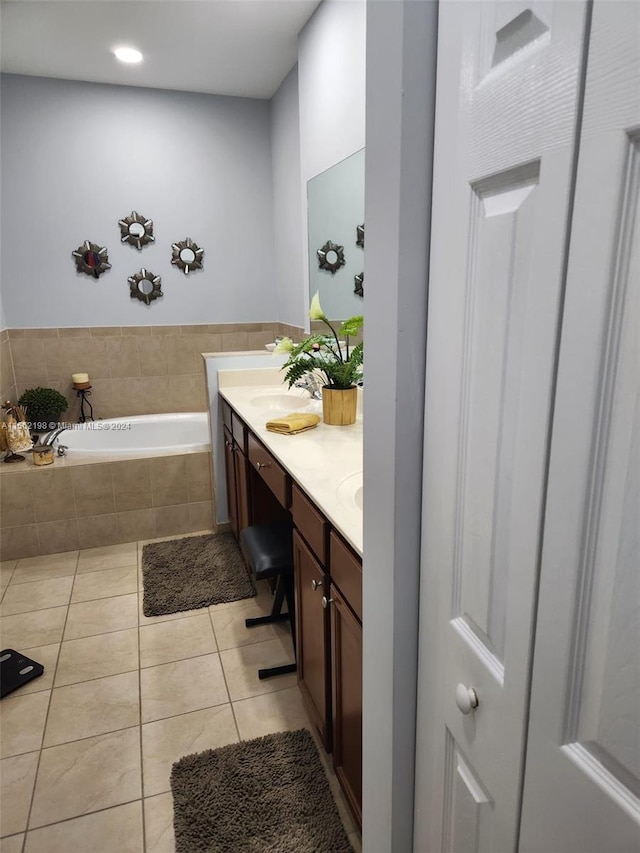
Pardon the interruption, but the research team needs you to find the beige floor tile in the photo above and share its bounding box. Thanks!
[17,644,59,696]
[207,577,273,617]
[0,752,39,837]
[0,576,73,617]
[76,542,137,574]
[0,690,50,758]
[29,727,141,828]
[0,606,67,649]
[138,595,204,625]
[232,686,311,741]
[0,560,17,591]
[139,613,216,668]
[55,628,138,687]
[0,833,24,852]
[141,705,237,797]
[211,599,291,651]
[219,636,296,701]
[12,551,78,583]
[140,653,228,723]
[64,593,138,640]
[144,792,175,853]
[24,800,144,853]
[71,564,138,603]
[44,671,140,747]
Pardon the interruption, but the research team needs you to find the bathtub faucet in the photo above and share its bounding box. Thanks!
[41,426,68,447]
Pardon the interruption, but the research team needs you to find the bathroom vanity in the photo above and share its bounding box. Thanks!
[218,378,363,828]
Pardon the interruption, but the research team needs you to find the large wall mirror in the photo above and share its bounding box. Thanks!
[307,148,365,321]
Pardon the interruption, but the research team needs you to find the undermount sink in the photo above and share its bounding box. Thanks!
[337,472,363,512]
[249,393,310,413]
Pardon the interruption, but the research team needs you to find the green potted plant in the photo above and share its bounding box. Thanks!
[277,292,363,425]
[18,387,68,431]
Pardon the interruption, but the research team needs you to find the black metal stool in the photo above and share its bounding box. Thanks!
[239,522,296,680]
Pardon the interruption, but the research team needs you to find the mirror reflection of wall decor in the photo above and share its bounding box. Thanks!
[128,268,162,305]
[72,241,112,279]
[317,240,346,275]
[354,272,364,297]
[171,238,204,275]
[307,148,365,321]
[356,224,364,248]
[118,211,155,250]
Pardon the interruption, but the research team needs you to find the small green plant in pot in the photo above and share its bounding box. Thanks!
[18,387,68,431]
[277,292,363,425]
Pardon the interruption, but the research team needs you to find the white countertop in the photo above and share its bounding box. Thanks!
[218,381,363,556]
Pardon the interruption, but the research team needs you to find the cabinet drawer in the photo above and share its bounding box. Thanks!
[292,484,327,565]
[329,531,362,622]
[231,411,246,451]
[247,432,289,508]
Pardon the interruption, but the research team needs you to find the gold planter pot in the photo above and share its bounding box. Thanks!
[321,386,358,425]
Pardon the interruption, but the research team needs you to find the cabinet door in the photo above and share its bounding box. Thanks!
[233,445,250,534]
[223,427,238,539]
[331,585,362,829]
[293,530,331,750]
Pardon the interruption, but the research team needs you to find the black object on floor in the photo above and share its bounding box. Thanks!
[0,649,44,698]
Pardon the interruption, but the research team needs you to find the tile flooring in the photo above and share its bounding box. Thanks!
[0,535,361,852]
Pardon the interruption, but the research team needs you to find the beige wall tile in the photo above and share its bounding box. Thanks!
[151,326,181,336]
[220,332,249,351]
[0,473,36,527]
[109,378,148,417]
[23,329,59,339]
[10,339,46,386]
[187,501,214,532]
[184,452,212,503]
[150,456,188,507]
[0,525,40,561]
[71,465,115,518]
[137,337,169,377]
[152,504,190,537]
[36,518,81,556]
[107,337,140,379]
[165,336,201,375]
[247,330,273,350]
[117,509,155,542]
[57,328,92,338]
[122,326,152,337]
[30,469,75,523]
[166,374,207,412]
[7,329,26,339]
[112,459,152,512]
[91,327,122,337]
[137,376,172,415]
[78,514,120,549]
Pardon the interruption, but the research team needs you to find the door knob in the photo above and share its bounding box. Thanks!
[322,596,334,609]
[455,683,479,714]
[311,579,323,591]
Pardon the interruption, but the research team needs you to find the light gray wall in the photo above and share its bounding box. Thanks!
[270,65,305,329]
[297,0,366,320]
[362,1,438,850]
[0,74,277,328]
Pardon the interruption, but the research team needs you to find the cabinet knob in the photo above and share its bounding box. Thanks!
[256,461,272,470]
[311,579,323,591]
[322,596,334,609]
[455,684,479,715]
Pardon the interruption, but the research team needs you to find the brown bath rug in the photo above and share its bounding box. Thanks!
[142,533,255,616]
[171,728,353,853]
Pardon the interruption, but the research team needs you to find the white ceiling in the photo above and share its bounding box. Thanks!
[0,0,320,99]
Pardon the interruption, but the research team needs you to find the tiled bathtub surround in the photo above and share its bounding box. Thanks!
[3,323,303,420]
[0,452,213,561]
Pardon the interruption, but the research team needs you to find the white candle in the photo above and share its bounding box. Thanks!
[72,373,89,384]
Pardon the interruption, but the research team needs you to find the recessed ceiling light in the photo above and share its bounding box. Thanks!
[113,47,143,64]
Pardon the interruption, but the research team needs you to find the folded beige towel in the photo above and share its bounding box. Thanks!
[265,412,321,435]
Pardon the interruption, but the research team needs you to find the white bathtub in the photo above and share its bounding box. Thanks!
[46,413,210,456]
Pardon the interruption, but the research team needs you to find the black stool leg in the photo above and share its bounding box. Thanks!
[256,574,297,680]
[245,575,290,628]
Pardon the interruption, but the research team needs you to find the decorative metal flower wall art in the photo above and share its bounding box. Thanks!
[72,241,112,279]
[354,272,364,297]
[356,224,364,248]
[128,269,162,305]
[171,238,204,275]
[317,240,346,275]
[118,211,155,250]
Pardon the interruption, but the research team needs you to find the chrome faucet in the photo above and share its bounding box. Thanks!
[41,426,68,446]
[294,372,323,400]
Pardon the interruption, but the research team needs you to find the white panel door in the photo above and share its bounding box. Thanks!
[413,2,587,850]
[519,3,640,850]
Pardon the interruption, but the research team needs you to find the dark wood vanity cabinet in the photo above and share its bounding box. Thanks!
[221,404,250,539]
